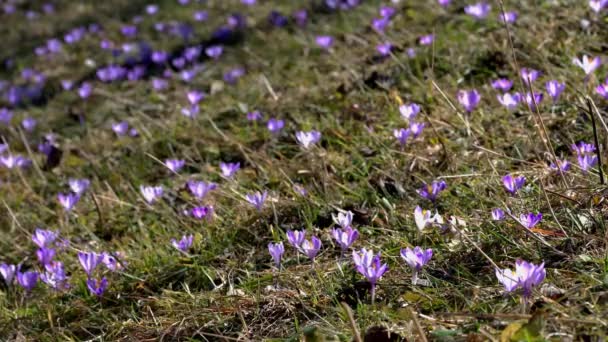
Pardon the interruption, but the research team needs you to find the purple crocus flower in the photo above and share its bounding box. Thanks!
[57,192,80,211]
[410,122,426,138]
[353,249,388,302]
[246,191,267,211]
[190,206,212,219]
[573,55,601,75]
[151,51,168,64]
[491,78,513,92]
[32,229,58,248]
[524,92,544,110]
[69,179,90,194]
[293,9,308,27]
[0,263,16,284]
[546,80,565,102]
[205,45,223,59]
[86,277,108,297]
[372,17,390,33]
[17,271,38,292]
[376,42,392,56]
[419,34,434,46]
[267,118,284,134]
[36,247,55,266]
[590,0,608,13]
[333,211,353,228]
[140,185,164,204]
[0,108,12,125]
[146,4,159,15]
[194,11,208,21]
[0,154,28,169]
[572,141,596,155]
[78,251,102,275]
[40,261,68,290]
[242,0,256,5]
[286,230,306,250]
[187,181,217,199]
[457,89,481,113]
[499,11,518,23]
[78,82,92,99]
[183,46,201,61]
[393,128,411,146]
[414,206,439,231]
[315,36,333,50]
[152,78,169,91]
[464,2,491,19]
[186,90,205,105]
[550,159,571,173]
[438,0,451,6]
[577,154,598,172]
[519,213,542,229]
[171,235,193,252]
[21,117,37,132]
[220,162,240,178]
[224,68,245,84]
[496,260,545,298]
[400,246,433,281]
[101,252,121,271]
[300,236,322,261]
[268,242,284,268]
[112,122,129,136]
[379,6,396,18]
[295,130,321,149]
[497,92,521,110]
[165,159,185,173]
[417,180,447,202]
[247,110,262,121]
[181,105,199,118]
[502,174,525,194]
[520,68,541,83]
[399,103,420,120]
[492,208,505,221]
[332,226,359,251]
[121,25,137,38]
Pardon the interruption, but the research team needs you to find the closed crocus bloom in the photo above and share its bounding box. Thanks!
[190,206,212,220]
[36,247,55,266]
[376,42,392,56]
[353,250,387,303]
[457,89,480,113]
[17,271,38,292]
[573,55,601,75]
[491,208,505,221]
[205,45,223,59]
[295,130,321,149]
[596,82,608,99]
[577,154,598,172]
[419,34,434,45]
[186,90,205,105]
[409,122,425,137]
[268,242,285,268]
[502,174,525,195]
[267,118,284,133]
[499,11,517,23]
[0,263,16,284]
[590,0,608,13]
[546,80,565,102]
[78,251,102,275]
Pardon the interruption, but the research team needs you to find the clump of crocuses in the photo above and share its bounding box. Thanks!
[353,248,388,304]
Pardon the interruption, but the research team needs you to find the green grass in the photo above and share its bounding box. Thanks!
[0,0,607,340]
